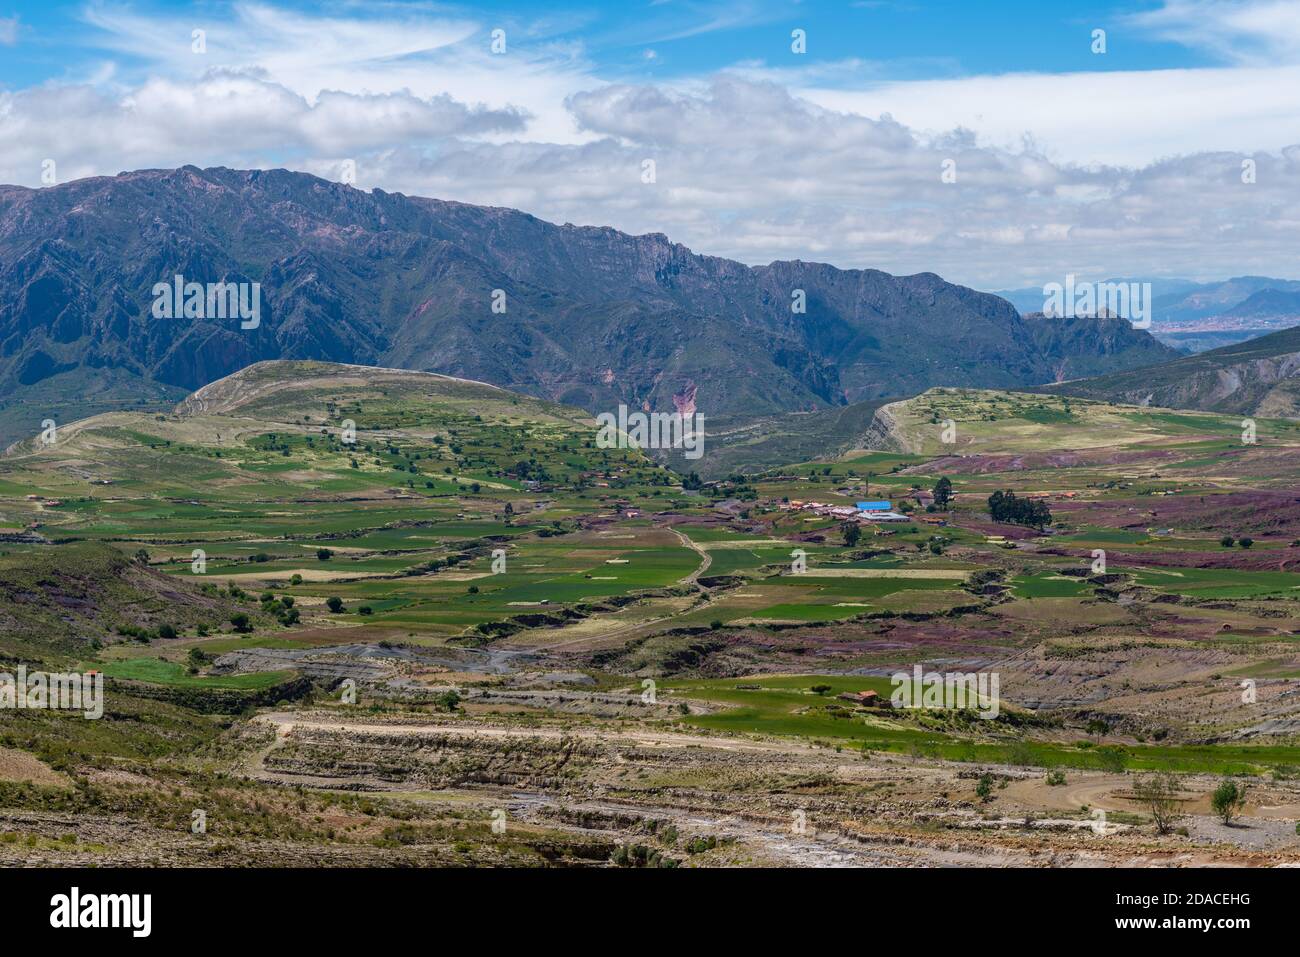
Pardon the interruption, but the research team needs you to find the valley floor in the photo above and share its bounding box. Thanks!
[2,370,1300,867]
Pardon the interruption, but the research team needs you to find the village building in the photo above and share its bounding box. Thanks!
[837,689,889,707]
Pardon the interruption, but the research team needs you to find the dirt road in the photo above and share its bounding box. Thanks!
[672,527,712,584]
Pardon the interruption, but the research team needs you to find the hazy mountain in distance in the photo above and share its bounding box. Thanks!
[991,278,1207,318]
[992,276,1300,354]
[0,166,1178,445]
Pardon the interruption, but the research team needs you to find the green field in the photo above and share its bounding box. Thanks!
[670,676,1300,774]
[99,658,294,690]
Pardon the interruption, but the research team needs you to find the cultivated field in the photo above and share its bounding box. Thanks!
[2,365,1300,867]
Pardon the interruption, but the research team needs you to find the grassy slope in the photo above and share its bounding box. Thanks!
[1040,324,1300,415]
[851,387,1300,457]
[0,542,268,663]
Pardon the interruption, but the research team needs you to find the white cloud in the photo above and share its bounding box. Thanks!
[1126,0,1300,65]
[357,79,1300,287]
[0,0,1297,289]
[751,63,1300,168]
[724,1,1300,168]
[0,72,524,184]
[0,16,17,45]
[80,1,601,145]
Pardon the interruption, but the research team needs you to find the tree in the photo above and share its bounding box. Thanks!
[1133,773,1182,835]
[841,522,862,547]
[975,773,994,802]
[1220,535,1235,548]
[157,623,177,640]
[1086,718,1110,741]
[1211,779,1247,824]
[933,476,953,509]
[229,613,251,633]
[317,548,333,561]
[1239,536,1254,549]
[326,596,344,613]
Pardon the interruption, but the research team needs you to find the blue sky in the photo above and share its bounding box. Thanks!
[0,0,1223,85]
[1,1,1299,287]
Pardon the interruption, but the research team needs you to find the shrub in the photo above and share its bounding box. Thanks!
[1133,773,1181,834]
[1211,779,1247,824]
[1096,746,1128,773]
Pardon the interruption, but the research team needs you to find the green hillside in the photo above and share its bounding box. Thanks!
[1042,324,1300,417]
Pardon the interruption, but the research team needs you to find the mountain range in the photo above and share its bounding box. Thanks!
[0,166,1176,447]
[993,276,1300,353]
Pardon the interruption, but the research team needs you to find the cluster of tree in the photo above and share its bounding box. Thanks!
[260,591,299,625]
[702,478,755,500]
[987,489,1052,529]
[114,622,173,643]
[508,459,552,482]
